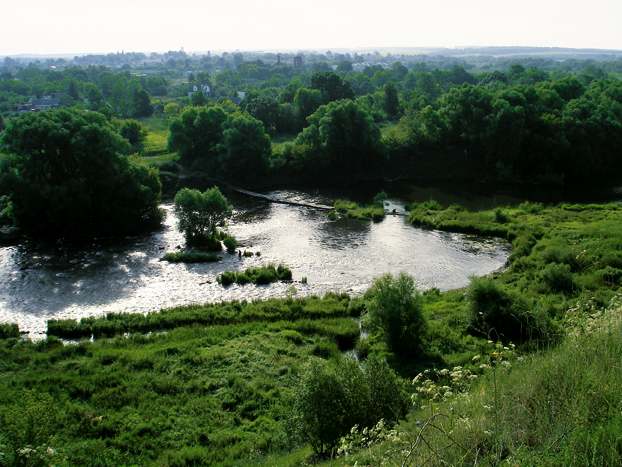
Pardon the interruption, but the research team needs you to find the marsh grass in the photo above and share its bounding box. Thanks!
[334,199,384,221]
[47,293,354,339]
[217,264,293,286]
[0,316,360,466]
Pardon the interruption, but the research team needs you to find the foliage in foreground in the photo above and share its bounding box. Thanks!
[329,298,622,467]
[0,317,359,466]
[362,272,427,358]
[292,355,409,456]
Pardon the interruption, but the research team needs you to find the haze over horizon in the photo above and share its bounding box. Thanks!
[3,0,622,57]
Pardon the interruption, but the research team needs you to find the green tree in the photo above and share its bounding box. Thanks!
[336,60,353,73]
[362,272,427,357]
[364,355,410,425]
[293,356,408,456]
[294,358,349,455]
[383,82,401,118]
[168,105,227,167]
[120,119,148,146]
[239,91,280,134]
[295,100,386,181]
[309,71,355,102]
[133,88,153,117]
[0,108,162,238]
[293,87,324,126]
[219,113,271,183]
[83,82,105,111]
[174,186,232,245]
[190,90,207,106]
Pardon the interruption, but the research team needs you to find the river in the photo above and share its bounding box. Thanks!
[8,180,615,339]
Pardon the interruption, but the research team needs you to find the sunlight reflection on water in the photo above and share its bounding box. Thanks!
[0,191,510,338]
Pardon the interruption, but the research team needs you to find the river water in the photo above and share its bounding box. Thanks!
[0,185,536,339]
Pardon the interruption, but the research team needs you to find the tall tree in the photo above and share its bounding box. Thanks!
[0,109,162,238]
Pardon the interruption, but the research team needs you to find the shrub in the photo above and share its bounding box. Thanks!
[355,337,370,360]
[327,210,339,220]
[373,191,388,205]
[541,263,574,292]
[362,272,426,357]
[174,186,232,246]
[293,355,408,456]
[222,234,238,253]
[0,322,20,339]
[466,276,534,341]
[494,208,509,223]
[217,270,237,286]
[277,264,293,280]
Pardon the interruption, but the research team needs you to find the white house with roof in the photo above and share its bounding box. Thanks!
[188,84,211,98]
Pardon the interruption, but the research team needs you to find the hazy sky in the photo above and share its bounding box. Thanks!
[3,0,622,56]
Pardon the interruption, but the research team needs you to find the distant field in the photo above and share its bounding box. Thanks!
[138,116,170,156]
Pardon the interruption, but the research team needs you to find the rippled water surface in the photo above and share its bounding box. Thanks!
[0,189,511,338]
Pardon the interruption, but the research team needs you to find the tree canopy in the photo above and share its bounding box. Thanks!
[295,99,385,181]
[0,108,162,238]
[174,186,231,245]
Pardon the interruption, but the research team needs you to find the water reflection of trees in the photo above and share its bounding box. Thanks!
[317,216,371,251]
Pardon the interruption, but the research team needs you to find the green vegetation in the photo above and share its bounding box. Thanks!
[292,355,409,455]
[217,264,293,286]
[0,108,162,238]
[0,308,360,465]
[318,301,622,466]
[174,186,232,247]
[362,272,427,358]
[3,201,622,465]
[334,199,384,220]
[162,251,221,263]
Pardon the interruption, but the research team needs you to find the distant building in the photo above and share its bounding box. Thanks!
[273,53,284,67]
[187,84,211,98]
[18,96,61,113]
[294,56,303,68]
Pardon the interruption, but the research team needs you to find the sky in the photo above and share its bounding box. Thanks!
[2,0,622,56]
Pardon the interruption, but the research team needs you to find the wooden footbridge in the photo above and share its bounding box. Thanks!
[224,184,334,211]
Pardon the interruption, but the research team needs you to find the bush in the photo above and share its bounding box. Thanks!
[373,191,388,205]
[362,273,426,357]
[541,263,574,292]
[174,186,232,246]
[0,322,20,339]
[216,264,293,286]
[217,270,237,286]
[222,234,238,253]
[293,355,408,455]
[466,276,534,341]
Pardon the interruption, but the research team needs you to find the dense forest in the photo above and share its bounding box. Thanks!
[3,49,622,191]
